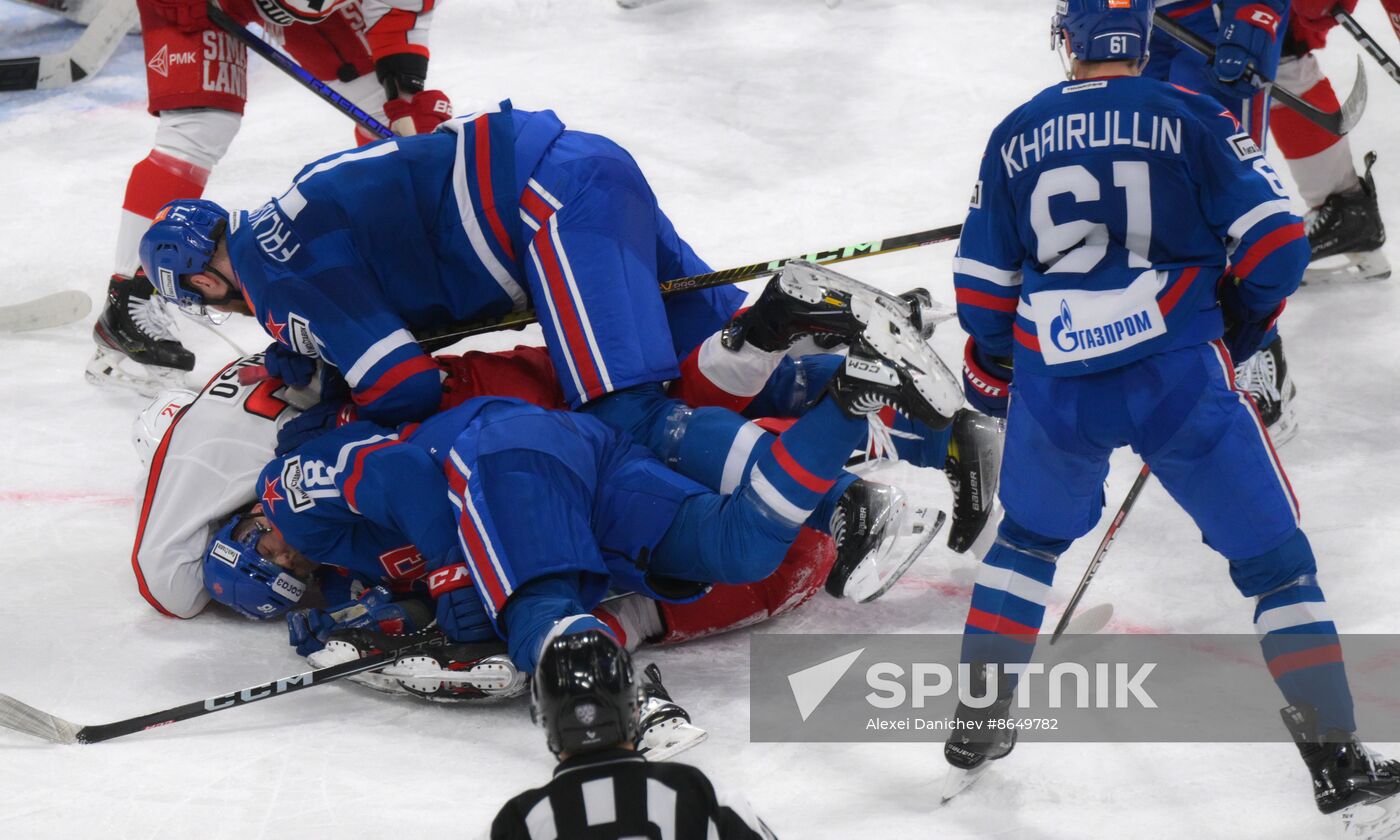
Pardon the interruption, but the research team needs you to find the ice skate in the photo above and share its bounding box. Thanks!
[635,663,707,761]
[943,409,1004,554]
[309,627,526,703]
[87,271,195,397]
[1282,705,1400,839]
[1234,336,1298,446]
[1304,152,1391,285]
[825,478,945,602]
[941,691,1017,804]
[721,260,950,352]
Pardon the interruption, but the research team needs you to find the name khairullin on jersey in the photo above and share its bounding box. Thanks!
[1000,105,1185,177]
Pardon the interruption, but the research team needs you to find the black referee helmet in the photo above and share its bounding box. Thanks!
[531,630,643,756]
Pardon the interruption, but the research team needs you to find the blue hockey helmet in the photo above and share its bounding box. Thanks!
[203,513,308,620]
[1053,0,1154,64]
[138,199,230,317]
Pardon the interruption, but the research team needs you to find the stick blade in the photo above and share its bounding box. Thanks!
[0,290,93,332]
[1338,55,1368,136]
[0,693,82,744]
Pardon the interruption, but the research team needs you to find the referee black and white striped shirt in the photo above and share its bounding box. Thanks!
[488,748,777,839]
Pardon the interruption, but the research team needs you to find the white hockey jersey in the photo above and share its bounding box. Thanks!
[130,355,316,618]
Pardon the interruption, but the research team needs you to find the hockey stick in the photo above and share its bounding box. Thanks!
[0,290,93,332]
[206,2,394,140]
[0,0,137,91]
[0,633,442,745]
[1154,12,1367,137]
[1048,463,1151,646]
[1335,9,1400,86]
[414,223,964,349]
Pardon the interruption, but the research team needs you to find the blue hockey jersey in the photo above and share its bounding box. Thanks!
[953,75,1309,376]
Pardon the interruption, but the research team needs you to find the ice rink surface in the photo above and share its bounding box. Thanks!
[0,0,1397,836]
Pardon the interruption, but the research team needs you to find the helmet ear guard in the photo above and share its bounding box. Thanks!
[202,513,308,619]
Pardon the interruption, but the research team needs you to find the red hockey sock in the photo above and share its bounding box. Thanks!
[122,150,210,219]
[1271,76,1343,161]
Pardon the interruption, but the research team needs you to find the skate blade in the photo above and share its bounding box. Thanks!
[846,509,946,603]
[851,297,963,424]
[638,719,709,762]
[940,761,993,805]
[1339,795,1400,840]
[85,347,192,398]
[1303,251,1392,285]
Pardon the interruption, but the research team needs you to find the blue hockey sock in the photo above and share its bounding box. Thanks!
[746,397,869,529]
[501,574,613,674]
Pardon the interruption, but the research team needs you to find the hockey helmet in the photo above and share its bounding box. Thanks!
[139,199,230,318]
[203,513,308,620]
[1053,0,1154,64]
[131,388,197,467]
[252,0,356,26]
[531,630,643,757]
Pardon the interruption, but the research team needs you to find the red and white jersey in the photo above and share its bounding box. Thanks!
[131,356,318,618]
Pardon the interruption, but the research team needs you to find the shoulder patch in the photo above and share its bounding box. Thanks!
[288,313,321,358]
[1228,132,1263,162]
[970,180,983,210]
[280,456,315,513]
[1062,81,1108,94]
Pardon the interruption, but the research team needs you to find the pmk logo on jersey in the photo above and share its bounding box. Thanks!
[1031,270,1166,365]
[146,44,198,79]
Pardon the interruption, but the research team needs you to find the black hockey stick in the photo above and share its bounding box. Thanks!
[206,2,394,140]
[0,633,443,745]
[1335,9,1400,86]
[1154,13,1367,137]
[414,223,964,349]
[1049,464,1151,645]
[0,0,137,91]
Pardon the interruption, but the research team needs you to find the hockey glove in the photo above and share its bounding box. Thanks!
[428,548,496,642]
[1214,2,1286,99]
[962,337,1013,419]
[286,586,433,656]
[384,90,454,136]
[264,342,317,387]
[1219,275,1286,363]
[148,0,210,33]
[275,398,357,457]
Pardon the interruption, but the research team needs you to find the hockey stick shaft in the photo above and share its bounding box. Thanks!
[206,2,394,140]
[1335,9,1400,86]
[1049,464,1151,645]
[0,635,437,745]
[1154,13,1365,136]
[414,223,963,348]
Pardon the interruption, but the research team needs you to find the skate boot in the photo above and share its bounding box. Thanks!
[635,663,707,761]
[308,625,526,703]
[87,271,195,396]
[824,298,963,430]
[1234,335,1298,446]
[943,409,1004,554]
[721,259,947,352]
[1282,704,1400,838]
[941,677,1018,803]
[825,478,944,602]
[1305,152,1391,284]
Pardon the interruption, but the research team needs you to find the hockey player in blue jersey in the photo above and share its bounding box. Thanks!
[1148,0,1302,440]
[201,307,946,677]
[943,0,1400,829]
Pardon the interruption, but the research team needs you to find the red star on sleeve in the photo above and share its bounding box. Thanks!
[260,476,285,512]
[264,311,289,345]
[1218,109,1242,131]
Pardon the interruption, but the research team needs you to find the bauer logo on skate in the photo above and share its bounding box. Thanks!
[1031,270,1165,364]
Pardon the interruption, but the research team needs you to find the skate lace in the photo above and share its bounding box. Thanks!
[1305,204,1331,239]
[1234,352,1280,404]
[127,294,181,343]
[865,415,916,463]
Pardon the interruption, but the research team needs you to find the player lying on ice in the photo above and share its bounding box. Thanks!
[942,1,1400,834]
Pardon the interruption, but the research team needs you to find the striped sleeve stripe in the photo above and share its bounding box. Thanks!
[1232,222,1307,279]
[1157,267,1201,316]
[450,122,527,309]
[748,467,811,526]
[351,355,441,407]
[956,287,1019,312]
[1013,322,1041,352]
[952,257,1021,287]
[345,329,417,387]
[1227,199,1295,243]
